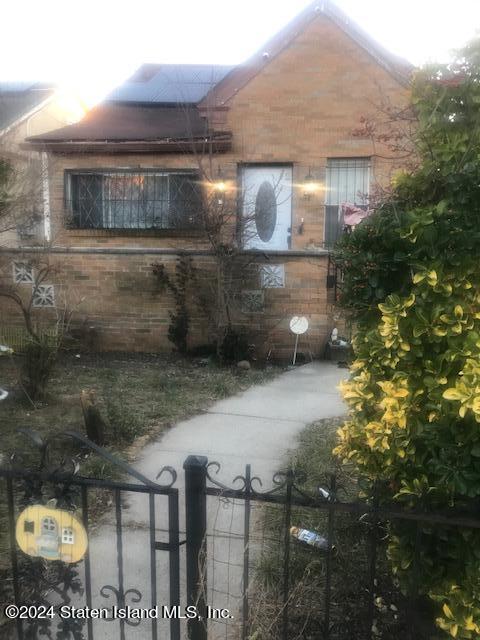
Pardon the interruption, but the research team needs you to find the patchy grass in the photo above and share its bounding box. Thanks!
[250,418,441,640]
[289,417,357,497]
[0,352,279,455]
[0,352,280,488]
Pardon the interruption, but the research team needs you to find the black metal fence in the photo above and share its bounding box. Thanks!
[1,433,479,640]
[1,430,181,640]
[194,459,480,640]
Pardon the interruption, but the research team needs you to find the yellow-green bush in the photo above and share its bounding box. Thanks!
[333,40,480,638]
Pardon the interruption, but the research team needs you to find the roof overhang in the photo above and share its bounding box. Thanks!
[22,133,232,155]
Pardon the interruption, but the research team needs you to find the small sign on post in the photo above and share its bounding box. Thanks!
[289,316,309,365]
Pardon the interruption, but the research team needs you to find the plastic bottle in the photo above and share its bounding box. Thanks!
[290,526,330,551]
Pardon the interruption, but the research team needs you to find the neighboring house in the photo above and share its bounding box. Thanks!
[3,0,413,358]
[0,81,85,245]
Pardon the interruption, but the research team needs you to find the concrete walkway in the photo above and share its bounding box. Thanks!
[138,360,347,483]
[67,362,347,640]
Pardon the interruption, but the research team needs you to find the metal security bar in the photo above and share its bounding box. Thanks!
[326,253,342,302]
[324,158,370,248]
[65,170,203,230]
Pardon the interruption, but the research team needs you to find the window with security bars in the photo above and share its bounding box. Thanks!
[66,171,203,230]
[324,158,370,247]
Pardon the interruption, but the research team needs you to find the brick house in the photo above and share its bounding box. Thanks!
[2,1,412,358]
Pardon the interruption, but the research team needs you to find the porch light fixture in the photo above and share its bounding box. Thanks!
[213,167,227,204]
[214,180,227,193]
[303,169,318,200]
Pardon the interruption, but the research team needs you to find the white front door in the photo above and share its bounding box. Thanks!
[241,166,292,250]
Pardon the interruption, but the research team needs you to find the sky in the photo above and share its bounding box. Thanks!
[1,0,480,105]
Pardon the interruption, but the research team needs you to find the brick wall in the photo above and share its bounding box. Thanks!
[0,250,332,359]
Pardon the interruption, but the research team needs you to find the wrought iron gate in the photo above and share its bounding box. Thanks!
[1,430,181,640]
[3,433,480,640]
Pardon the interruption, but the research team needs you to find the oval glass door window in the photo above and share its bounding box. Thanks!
[255,181,277,242]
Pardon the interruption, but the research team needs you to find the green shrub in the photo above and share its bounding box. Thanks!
[219,327,250,363]
[20,337,59,400]
[168,310,189,355]
[333,41,480,638]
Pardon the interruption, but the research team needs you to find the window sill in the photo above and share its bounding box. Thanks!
[63,228,205,238]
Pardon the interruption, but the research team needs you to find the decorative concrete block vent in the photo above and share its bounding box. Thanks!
[241,290,265,313]
[260,264,285,288]
[32,285,55,308]
[12,262,34,284]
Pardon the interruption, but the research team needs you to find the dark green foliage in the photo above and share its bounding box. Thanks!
[334,41,480,320]
[219,327,250,363]
[168,310,189,355]
[152,255,194,354]
[20,338,58,400]
[187,343,217,358]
